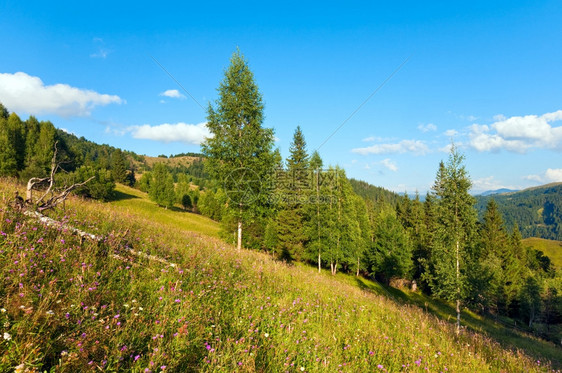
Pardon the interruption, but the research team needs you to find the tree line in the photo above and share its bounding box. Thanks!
[199,50,562,339]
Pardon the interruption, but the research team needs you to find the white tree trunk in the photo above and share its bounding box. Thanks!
[237,219,242,252]
[456,240,461,334]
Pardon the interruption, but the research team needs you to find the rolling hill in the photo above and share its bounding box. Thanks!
[475,183,562,240]
[1,178,561,371]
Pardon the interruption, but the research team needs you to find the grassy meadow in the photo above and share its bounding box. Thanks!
[523,237,562,270]
[0,178,560,372]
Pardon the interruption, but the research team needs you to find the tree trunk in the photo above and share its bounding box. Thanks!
[456,298,461,334]
[317,169,321,273]
[237,219,242,252]
[356,256,360,277]
[456,240,461,334]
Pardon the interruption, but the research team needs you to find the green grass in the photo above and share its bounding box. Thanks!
[109,183,220,238]
[1,179,560,372]
[523,237,562,269]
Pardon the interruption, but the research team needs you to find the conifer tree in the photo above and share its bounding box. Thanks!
[0,116,17,176]
[111,149,128,183]
[275,126,310,261]
[366,207,412,284]
[202,50,275,251]
[305,150,324,271]
[479,199,513,313]
[7,113,26,172]
[149,163,175,208]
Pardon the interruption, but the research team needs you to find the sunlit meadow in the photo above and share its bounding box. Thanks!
[0,179,557,372]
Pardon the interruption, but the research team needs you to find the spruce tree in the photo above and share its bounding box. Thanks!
[275,126,310,261]
[111,149,128,183]
[149,163,175,209]
[307,150,324,271]
[202,50,275,251]
[479,199,511,313]
[366,207,412,284]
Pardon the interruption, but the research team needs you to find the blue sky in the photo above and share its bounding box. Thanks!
[1,0,561,194]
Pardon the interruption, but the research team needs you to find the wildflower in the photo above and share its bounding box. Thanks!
[3,332,11,341]
[0,308,5,313]
[46,310,54,315]
[377,365,384,369]
[160,366,166,370]
[264,333,269,338]
[14,364,25,373]
[300,367,305,371]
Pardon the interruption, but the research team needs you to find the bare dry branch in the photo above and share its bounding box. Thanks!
[35,141,59,206]
[25,141,95,212]
[37,175,95,212]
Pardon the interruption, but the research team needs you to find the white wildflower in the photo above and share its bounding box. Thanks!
[3,332,11,341]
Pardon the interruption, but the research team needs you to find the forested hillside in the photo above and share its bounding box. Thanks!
[475,183,562,240]
[349,178,402,205]
[0,103,207,205]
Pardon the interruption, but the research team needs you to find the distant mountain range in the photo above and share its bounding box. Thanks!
[477,188,520,196]
[475,182,562,240]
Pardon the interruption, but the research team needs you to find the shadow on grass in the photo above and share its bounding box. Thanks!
[111,189,140,202]
[354,276,562,369]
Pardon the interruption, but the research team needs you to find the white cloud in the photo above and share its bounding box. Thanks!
[469,110,562,153]
[545,168,562,182]
[0,72,123,117]
[524,174,544,182]
[60,128,76,136]
[524,168,562,183]
[90,38,110,59]
[380,158,398,172]
[472,176,517,193]
[90,49,109,59]
[352,139,430,156]
[127,122,211,145]
[159,89,185,99]
[444,129,458,137]
[417,123,437,133]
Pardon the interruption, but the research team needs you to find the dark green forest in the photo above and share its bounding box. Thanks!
[475,184,562,240]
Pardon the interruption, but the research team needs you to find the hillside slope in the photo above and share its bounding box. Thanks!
[523,237,562,270]
[475,183,562,240]
[0,179,560,372]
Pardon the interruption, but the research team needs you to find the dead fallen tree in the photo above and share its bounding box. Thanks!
[22,209,177,268]
[25,141,94,212]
